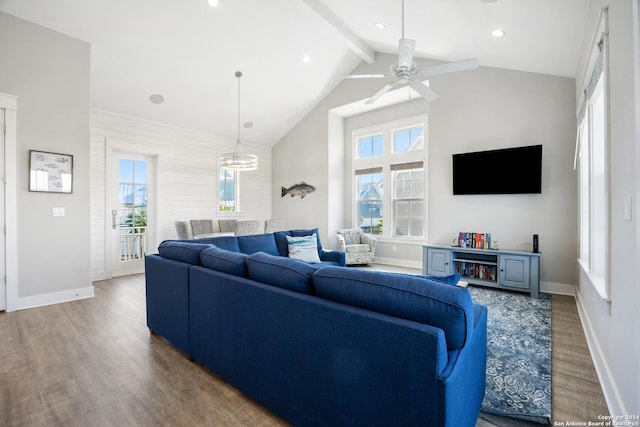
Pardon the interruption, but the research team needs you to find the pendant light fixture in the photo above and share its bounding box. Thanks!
[219,71,258,171]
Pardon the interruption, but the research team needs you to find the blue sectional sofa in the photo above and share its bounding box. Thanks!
[145,230,487,427]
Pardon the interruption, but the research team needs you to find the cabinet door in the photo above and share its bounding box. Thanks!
[499,255,530,290]
[427,249,451,275]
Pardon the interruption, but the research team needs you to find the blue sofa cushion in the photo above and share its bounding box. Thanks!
[237,233,279,256]
[158,240,211,264]
[203,235,241,252]
[312,267,474,350]
[246,252,318,294]
[274,228,323,257]
[200,246,248,277]
[422,273,461,285]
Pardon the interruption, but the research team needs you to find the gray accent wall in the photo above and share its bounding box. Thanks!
[274,52,577,289]
[0,12,91,306]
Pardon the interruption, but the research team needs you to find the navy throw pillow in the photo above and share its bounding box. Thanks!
[246,252,319,294]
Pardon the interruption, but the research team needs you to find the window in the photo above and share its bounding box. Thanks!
[358,134,383,158]
[356,168,383,234]
[352,116,426,239]
[219,168,237,212]
[576,10,609,299]
[392,163,424,237]
[393,127,424,153]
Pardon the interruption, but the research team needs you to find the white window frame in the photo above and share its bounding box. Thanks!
[575,7,610,301]
[352,115,427,241]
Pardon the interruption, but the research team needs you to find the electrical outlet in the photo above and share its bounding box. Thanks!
[52,207,65,217]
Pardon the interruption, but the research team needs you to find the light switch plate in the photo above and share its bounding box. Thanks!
[52,207,65,217]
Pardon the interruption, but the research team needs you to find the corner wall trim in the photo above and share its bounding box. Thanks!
[575,290,627,416]
[17,286,95,311]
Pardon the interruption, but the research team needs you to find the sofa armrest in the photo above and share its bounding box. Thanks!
[336,234,347,251]
[360,233,377,251]
[320,250,346,266]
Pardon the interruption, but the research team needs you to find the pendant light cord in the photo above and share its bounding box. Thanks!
[236,71,242,149]
[401,0,405,39]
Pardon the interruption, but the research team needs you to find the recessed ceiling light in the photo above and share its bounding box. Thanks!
[149,94,165,104]
[375,22,385,29]
[207,0,219,7]
[302,55,311,64]
[491,29,505,37]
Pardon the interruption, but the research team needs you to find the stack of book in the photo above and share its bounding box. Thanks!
[457,232,492,249]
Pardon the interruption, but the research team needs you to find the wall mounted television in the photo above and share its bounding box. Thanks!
[452,144,542,195]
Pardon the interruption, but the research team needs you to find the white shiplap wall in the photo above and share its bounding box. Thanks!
[90,109,272,280]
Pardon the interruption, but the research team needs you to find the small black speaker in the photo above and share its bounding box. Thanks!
[533,234,539,253]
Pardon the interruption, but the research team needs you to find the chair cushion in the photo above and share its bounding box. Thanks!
[340,229,362,245]
[286,234,321,263]
[158,241,211,264]
[345,244,371,253]
[422,273,461,285]
[312,266,474,350]
[246,252,318,294]
[200,246,248,277]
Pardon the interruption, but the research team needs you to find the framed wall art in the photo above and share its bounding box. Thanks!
[29,150,73,193]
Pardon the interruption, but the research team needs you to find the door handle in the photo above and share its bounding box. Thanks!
[112,210,118,230]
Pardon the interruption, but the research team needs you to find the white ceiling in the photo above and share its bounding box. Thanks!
[0,0,589,147]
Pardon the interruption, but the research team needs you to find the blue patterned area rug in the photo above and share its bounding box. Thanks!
[468,286,552,425]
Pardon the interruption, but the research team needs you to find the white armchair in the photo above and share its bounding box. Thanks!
[336,228,377,265]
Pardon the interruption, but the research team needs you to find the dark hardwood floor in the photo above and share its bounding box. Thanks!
[0,272,608,426]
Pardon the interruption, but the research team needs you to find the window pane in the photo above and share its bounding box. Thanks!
[219,168,236,212]
[357,171,383,234]
[392,167,424,237]
[394,127,424,153]
[358,135,383,158]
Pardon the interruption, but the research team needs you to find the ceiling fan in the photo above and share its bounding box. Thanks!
[342,0,479,105]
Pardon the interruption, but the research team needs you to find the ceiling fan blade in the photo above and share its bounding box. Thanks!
[409,81,439,102]
[398,39,416,69]
[341,74,392,79]
[365,82,402,104]
[415,58,479,78]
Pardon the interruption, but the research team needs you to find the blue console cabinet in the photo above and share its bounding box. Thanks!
[423,244,541,298]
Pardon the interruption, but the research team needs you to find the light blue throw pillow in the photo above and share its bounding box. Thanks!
[286,233,321,263]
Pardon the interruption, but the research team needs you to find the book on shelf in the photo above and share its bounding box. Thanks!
[457,232,491,249]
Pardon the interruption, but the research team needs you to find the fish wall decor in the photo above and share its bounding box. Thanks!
[281,182,316,198]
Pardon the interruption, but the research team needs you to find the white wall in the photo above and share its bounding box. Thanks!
[0,12,92,309]
[274,53,577,290]
[90,110,272,280]
[574,0,640,416]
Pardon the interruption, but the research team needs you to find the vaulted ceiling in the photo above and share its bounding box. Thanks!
[0,0,589,146]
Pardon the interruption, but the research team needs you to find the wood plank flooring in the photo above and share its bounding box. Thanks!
[0,273,608,426]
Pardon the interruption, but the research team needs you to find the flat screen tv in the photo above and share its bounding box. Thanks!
[452,144,542,195]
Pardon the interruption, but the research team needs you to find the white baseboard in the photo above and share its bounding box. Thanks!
[374,257,423,270]
[17,285,95,311]
[540,281,576,296]
[575,291,626,416]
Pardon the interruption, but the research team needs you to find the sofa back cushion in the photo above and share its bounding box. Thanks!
[202,235,240,252]
[158,240,211,264]
[200,246,248,277]
[312,267,474,350]
[237,233,279,256]
[246,252,318,294]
